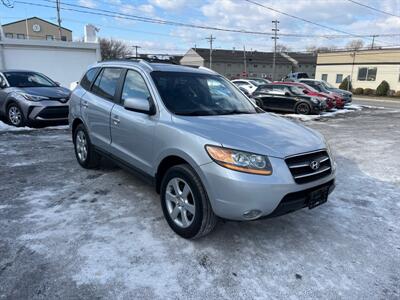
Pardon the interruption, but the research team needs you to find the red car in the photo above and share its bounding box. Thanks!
[273,81,345,109]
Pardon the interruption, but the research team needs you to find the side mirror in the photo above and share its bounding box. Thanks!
[55,81,61,87]
[303,89,309,94]
[124,97,155,115]
[284,92,290,97]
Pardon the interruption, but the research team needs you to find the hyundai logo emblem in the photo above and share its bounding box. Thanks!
[309,160,320,171]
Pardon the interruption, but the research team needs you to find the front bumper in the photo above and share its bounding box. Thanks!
[200,156,336,221]
[24,100,69,122]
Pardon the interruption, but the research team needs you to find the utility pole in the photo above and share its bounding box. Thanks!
[132,45,141,58]
[271,20,279,81]
[243,45,247,77]
[56,0,62,40]
[206,34,216,69]
[348,51,356,91]
[371,35,377,49]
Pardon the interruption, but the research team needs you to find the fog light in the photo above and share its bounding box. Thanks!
[243,210,262,219]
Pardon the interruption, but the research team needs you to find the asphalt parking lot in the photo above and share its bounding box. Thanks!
[0,105,399,299]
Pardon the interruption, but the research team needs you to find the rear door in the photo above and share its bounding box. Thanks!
[109,69,157,174]
[81,67,123,151]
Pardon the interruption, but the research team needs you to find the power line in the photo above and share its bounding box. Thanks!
[244,0,394,47]
[346,0,400,19]
[12,0,400,40]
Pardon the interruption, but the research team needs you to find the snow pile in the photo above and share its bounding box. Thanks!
[0,120,68,132]
[284,104,363,122]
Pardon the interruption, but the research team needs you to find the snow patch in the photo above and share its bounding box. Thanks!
[284,105,363,122]
[0,120,68,132]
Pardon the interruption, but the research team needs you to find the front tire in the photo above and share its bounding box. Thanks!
[160,164,217,239]
[73,124,100,169]
[7,104,25,127]
[295,102,311,115]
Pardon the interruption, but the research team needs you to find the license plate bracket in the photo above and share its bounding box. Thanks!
[308,186,329,209]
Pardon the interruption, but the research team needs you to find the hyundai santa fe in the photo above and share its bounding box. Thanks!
[69,60,336,239]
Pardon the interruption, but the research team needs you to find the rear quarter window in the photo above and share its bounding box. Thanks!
[80,68,99,91]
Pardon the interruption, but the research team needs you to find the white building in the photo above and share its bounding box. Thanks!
[0,38,101,87]
[315,48,400,92]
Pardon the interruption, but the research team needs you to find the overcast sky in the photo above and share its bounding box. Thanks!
[1,0,399,54]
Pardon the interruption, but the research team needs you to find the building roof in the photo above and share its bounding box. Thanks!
[190,48,316,65]
[2,17,72,32]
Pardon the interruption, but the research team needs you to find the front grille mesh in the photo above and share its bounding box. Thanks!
[37,106,69,119]
[285,150,332,184]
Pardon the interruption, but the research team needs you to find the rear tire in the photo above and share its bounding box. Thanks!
[73,124,100,169]
[7,103,25,127]
[295,102,311,115]
[160,164,217,239]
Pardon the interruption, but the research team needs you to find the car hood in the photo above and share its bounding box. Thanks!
[17,86,71,100]
[329,88,352,96]
[172,113,326,158]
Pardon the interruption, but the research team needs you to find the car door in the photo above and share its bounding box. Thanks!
[109,69,157,174]
[253,85,276,110]
[268,86,293,111]
[81,67,123,152]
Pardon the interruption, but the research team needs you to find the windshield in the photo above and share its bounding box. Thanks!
[151,71,259,116]
[298,83,318,93]
[320,80,334,89]
[4,72,57,88]
[288,86,305,95]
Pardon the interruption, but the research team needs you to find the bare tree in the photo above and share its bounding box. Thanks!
[275,44,291,52]
[346,39,364,50]
[306,45,337,53]
[99,38,131,60]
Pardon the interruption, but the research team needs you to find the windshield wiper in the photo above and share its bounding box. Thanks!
[218,110,254,115]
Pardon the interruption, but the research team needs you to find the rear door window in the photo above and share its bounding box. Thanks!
[80,67,99,90]
[91,68,123,101]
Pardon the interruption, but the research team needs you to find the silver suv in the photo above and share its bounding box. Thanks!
[69,60,336,239]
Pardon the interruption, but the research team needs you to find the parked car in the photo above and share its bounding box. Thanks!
[253,84,327,114]
[283,72,309,81]
[70,61,336,239]
[246,77,271,85]
[300,79,352,104]
[0,70,70,127]
[273,81,339,110]
[231,79,260,95]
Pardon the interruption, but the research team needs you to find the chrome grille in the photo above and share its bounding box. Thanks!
[285,150,332,184]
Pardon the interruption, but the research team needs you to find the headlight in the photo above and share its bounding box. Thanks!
[205,145,272,175]
[310,97,320,104]
[325,140,337,170]
[17,92,49,101]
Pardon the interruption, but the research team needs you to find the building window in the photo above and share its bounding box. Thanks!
[358,67,377,81]
[227,64,231,68]
[46,35,54,40]
[16,33,26,39]
[262,65,266,68]
[253,64,258,68]
[336,74,343,83]
[321,74,328,81]
[61,36,67,41]
[5,33,13,38]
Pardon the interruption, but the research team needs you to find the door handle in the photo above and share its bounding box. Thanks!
[112,115,120,125]
[82,101,89,108]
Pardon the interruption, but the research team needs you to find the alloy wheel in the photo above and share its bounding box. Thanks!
[297,103,310,115]
[165,178,196,228]
[76,130,88,162]
[8,106,22,126]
